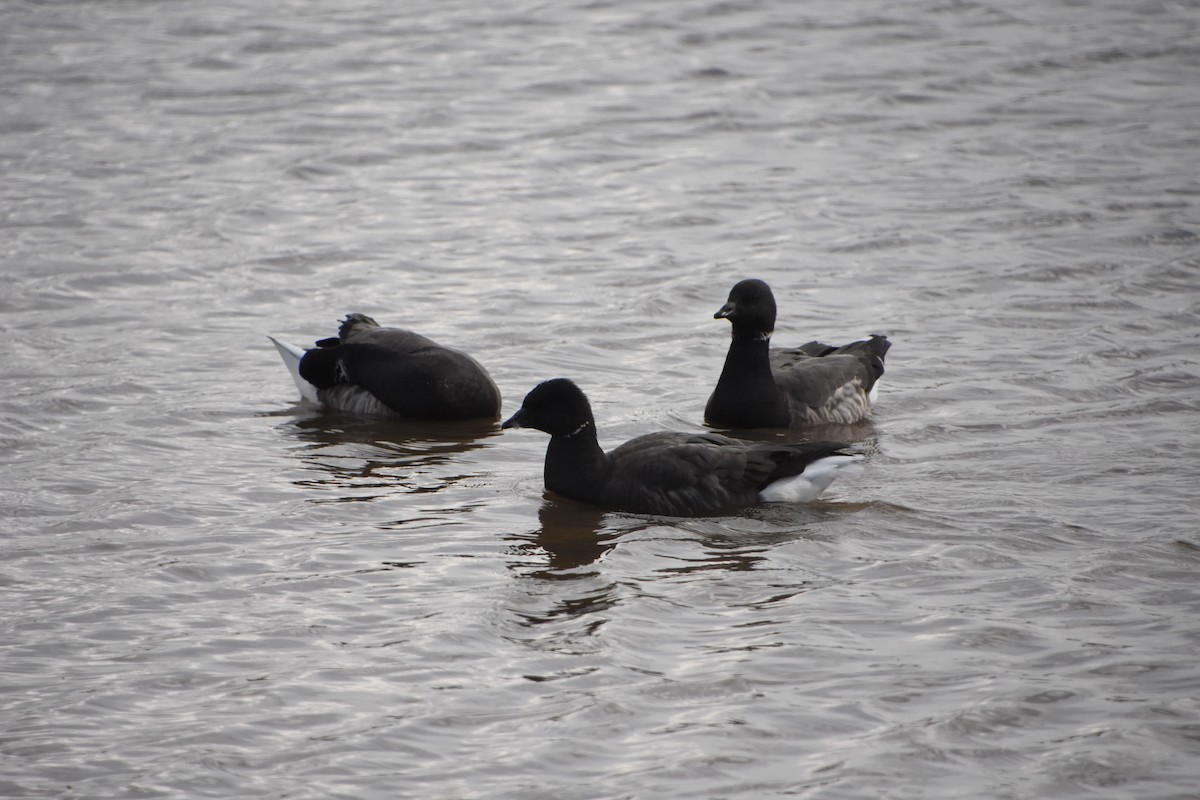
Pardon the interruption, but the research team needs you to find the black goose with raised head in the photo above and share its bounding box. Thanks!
[705,279,890,428]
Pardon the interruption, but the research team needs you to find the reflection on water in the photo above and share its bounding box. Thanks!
[274,406,501,500]
[278,406,502,445]
[651,536,771,575]
[507,499,619,576]
[705,418,881,449]
[3,0,1198,797]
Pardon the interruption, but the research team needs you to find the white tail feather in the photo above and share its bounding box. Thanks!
[758,455,864,504]
[268,336,319,403]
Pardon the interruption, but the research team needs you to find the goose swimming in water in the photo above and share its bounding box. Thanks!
[269,313,501,420]
[705,279,890,429]
[503,378,862,516]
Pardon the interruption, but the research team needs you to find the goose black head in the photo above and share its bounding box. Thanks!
[502,378,595,438]
[714,278,777,338]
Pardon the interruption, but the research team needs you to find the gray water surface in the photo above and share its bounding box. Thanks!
[2,1,1199,798]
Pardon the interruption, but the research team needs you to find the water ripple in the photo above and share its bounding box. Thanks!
[2,0,1199,798]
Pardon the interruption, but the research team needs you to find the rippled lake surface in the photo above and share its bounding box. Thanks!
[3,1,1199,797]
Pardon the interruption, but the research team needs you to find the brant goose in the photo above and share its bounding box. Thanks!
[705,279,890,428]
[503,378,861,515]
[269,313,501,420]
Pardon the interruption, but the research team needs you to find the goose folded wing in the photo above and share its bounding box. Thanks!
[331,343,444,417]
[347,340,500,418]
[770,341,839,370]
[604,433,777,515]
[774,354,875,410]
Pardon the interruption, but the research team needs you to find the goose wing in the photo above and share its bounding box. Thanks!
[603,433,782,515]
[300,328,500,419]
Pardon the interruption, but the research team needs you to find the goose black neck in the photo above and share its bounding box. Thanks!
[544,423,610,504]
[723,330,774,374]
[707,332,789,427]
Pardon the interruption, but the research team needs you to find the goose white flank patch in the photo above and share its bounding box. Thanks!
[502,378,862,516]
[705,278,891,428]
[268,313,502,420]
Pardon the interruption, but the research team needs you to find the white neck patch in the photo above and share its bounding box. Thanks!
[564,420,592,438]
